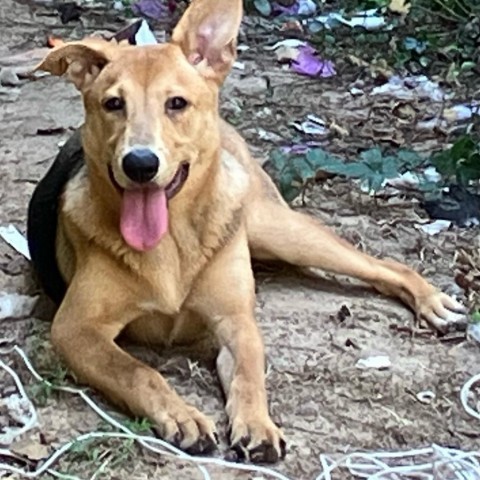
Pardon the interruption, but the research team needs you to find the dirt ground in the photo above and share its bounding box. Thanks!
[0,1,479,479]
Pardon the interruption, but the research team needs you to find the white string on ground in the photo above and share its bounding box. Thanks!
[460,373,480,422]
[316,373,480,480]
[0,345,292,480]
[0,357,37,444]
[1,344,479,480]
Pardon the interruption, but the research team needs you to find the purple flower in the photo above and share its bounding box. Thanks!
[291,45,336,77]
[273,0,317,16]
[132,0,168,20]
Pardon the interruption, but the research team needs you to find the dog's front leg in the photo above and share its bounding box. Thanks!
[51,253,217,454]
[189,231,285,463]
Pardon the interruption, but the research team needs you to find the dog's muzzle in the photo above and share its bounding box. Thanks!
[122,148,159,184]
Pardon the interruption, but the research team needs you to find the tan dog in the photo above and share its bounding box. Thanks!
[29,0,467,463]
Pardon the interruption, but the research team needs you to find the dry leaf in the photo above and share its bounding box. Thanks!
[389,0,411,15]
[12,439,49,461]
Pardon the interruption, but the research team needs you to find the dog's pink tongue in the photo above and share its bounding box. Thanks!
[120,188,168,251]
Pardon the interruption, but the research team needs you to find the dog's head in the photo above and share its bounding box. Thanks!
[36,0,242,252]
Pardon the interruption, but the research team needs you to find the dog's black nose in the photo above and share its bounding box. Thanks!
[122,148,159,184]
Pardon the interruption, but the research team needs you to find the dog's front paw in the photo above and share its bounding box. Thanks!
[418,291,468,333]
[153,402,218,454]
[229,414,286,463]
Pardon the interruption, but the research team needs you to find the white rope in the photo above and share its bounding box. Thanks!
[315,374,480,480]
[0,345,292,480]
[0,357,37,444]
[460,373,480,421]
[1,344,479,480]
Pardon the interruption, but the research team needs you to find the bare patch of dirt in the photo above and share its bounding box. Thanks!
[1,1,479,479]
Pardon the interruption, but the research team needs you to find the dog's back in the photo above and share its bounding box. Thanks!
[27,129,84,304]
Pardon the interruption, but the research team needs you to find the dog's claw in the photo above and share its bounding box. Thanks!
[228,418,285,464]
[152,403,218,454]
[185,435,218,455]
[231,436,286,464]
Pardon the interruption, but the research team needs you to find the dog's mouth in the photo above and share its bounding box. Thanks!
[108,162,190,252]
[164,162,190,199]
[107,162,189,199]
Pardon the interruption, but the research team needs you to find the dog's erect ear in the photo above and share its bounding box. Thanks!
[35,40,114,91]
[171,0,243,84]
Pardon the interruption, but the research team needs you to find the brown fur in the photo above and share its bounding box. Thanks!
[35,0,466,463]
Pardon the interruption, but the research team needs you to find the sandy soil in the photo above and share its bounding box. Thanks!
[0,1,479,478]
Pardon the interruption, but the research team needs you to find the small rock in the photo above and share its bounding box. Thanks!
[0,68,21,86]
[226,75,268,96]
[0,293,38,320]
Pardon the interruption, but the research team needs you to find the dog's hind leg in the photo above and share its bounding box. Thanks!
[247,201,467,332]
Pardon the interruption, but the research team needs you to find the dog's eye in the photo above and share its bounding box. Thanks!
[166,96,188,111]
[103,97,125,112]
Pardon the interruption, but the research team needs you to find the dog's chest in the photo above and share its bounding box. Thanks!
[128,249,198,316]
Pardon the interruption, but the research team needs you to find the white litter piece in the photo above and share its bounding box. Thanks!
[416,390,436,404]
[296,0,317,15]
[0,224,30,260]
[355,355,391,370]
[135,19,157,45]
[467,322,480,345]
[0,293,37,320]
[258,128,283,142]
[112,0,124,11]
[372,75,445,102]
[423,166,442,183]
[386,167,441,189]
[290,114,328,136]
[417,117,448,131]
[386,171,421,189]
[443,102,480,122]
[349,86,364,96]
[0,358,38,446]
[415,220,452,236]
[233,61,245,70]
[264,39,306,51]
[313,9,387,31]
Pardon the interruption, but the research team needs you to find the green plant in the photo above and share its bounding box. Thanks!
[26,363,69,406]
[432,135,480,186]
[123,417,154,434]
[268,146,425,201]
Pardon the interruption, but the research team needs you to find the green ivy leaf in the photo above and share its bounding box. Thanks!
[269,150,289,172]
[253,0,272,16]
[360,148,384,170]
[278,167,302,202]
[328,162,370,177]
[381,156,400,178]
[368,173,386,192]
[397,149,424,170]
